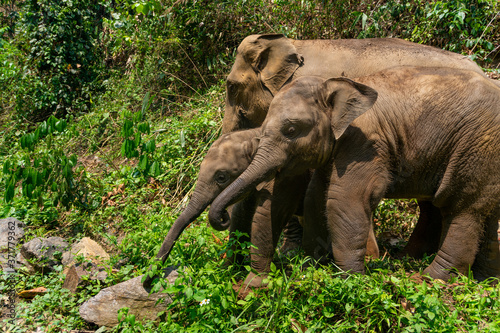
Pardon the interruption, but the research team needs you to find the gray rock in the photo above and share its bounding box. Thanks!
[61,237,111,293]
[20,237,69,273]
[62,263,109,293]
[79,266,179,328]
[62,237,110,270]
[0,218,25,272]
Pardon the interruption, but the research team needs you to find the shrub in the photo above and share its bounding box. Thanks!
[14,0,110,122]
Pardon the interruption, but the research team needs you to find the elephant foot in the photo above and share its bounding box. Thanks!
[243,271,269,288]
[472,229,500,282]
[422,266,452,281]
[233,271,269,299]
[278,238,302,258]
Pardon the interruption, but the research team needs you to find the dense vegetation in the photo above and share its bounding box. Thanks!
[1,0,499,332]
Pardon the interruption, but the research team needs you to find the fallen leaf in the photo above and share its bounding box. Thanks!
[400,298,415,314]
[212,232,223,245]
[408,272,432,284]
[18,287,47,299]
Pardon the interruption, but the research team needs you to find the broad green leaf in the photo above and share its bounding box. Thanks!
[134,132,141,147]
[145,139,155,153]
[5,178,15,202]
[137,122,150,134]
[122,120,134,138]
[30,168,37,185]
[121,140,127,157]
[2,160,11,175]
[139,155,148,171]
[25,183,34,198]
[149,161,160,177]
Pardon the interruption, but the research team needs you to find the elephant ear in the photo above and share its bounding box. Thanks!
[320,78,378,140]
[240,34,304,95]
[241,136,260,162]
[242,136,268,191]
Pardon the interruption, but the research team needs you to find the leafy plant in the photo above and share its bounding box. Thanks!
[120,92,160,178]
[357,0,499,61]
[2,115,86,212]
[14,0,110,122]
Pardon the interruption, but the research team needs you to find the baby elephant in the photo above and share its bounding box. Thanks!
[209,67,500,281]
[143,128,260,288]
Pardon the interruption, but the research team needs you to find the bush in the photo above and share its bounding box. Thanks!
[14,0,110,122]
[357,0,500,61]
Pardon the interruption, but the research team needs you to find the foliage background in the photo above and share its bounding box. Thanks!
[0,0,499,332]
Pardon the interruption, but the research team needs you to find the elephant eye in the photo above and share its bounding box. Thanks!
[238,107,248,117]
[283,124,298,138]
[214,171,230,185]
[227,80,240,98]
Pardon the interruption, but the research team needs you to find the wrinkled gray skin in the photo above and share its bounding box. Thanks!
[222,34,499,267]
[210,67,500,281]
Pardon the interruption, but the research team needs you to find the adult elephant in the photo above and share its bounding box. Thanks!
[222,34,494,263]
[222,34,495,134]
[209,67,500,281]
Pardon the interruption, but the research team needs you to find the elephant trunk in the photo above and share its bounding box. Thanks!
[209,144,286,231]
[143,184,210,288]
[155,198,209,262]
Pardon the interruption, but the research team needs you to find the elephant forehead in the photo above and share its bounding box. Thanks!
[269,92,315,117]
[203,143,245,170]
[228,55,251,78]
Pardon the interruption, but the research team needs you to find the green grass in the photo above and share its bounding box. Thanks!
[2,209,499,332]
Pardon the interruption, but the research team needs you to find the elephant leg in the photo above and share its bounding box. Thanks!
[244,175,310,288]
[243,194,277,288]
[279,215,304,255]
[327,196,373,273]
[326,166,389,274]
[303,169,331,264]
[242,187,285,288]
[401,201,442,259]
[305,168,380,264]
[423,211,481,280]
[225,193,258,267]
[249,191,279,273]
[366,225,379,258]
[472,211,500,281]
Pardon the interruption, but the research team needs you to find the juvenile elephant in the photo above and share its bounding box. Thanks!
[222,34,498,262]
[209,67,500,281]
[143,128,312,287]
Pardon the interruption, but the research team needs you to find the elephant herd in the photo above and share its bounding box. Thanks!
[144,34,500,289]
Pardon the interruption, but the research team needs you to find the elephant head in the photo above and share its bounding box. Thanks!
[209,76,378,230]
[222,34,304,134]
[146,128,260,280]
